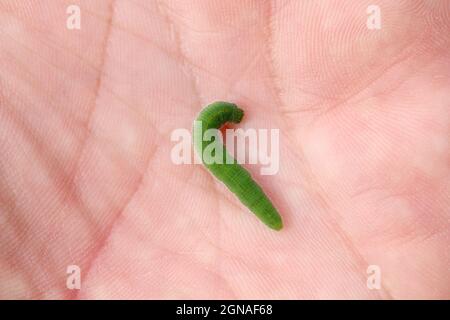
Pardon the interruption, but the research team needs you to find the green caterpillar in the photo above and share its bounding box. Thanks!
[193,101,283,231]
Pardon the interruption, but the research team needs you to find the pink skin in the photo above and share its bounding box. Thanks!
[0,0,448,299]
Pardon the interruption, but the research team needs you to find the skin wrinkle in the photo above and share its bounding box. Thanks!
[266,0,392,299]
[266,1,333,214]
[154,0,202,107]
[263,2,350,297]
[72,135,161,298]
[282,26,450,128]
[121,1,291,116]
[0,91,101,232]
[90,83,162,146]
[155,0,231,298]
[82,2,292,118]
[0,35,107,156]
[0,179,61,299]
[0,13,128,134]
[374,190,448,246]
[126,186,230,298]
[186,169,248,216]
[0,34,92,130]
[70,0,116,299]
[223,50,265,98]
[309,42,431,126]
[163,162,260,241]
[0,169,41,298]
[162,227,239,298]
[76,0,197,298]
[344,49,448,111]
[297,57,446,298]
[3,10,106,76]
[0,29,112,258]
[275,7,431,118]
[268,0,447,299]
[0,35,95,169]
[73,169,151,299]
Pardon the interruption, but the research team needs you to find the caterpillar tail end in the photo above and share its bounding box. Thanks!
[261,208,283,231]
[269,217,283,231]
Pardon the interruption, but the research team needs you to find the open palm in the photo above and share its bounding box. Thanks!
[0,1,448,299]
